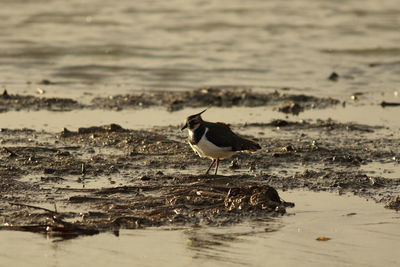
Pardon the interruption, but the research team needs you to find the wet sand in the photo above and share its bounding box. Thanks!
[1,88,399,233]
[0,87,399,267]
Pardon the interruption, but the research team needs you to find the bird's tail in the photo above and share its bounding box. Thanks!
[235,137,261,152]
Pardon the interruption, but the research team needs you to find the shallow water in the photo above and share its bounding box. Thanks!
[1,191,399,267]
[361,161,400,179]
[1,104,399,133]
[1,0,400,98]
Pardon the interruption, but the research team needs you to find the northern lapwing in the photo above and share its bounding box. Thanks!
[181,109,261,175]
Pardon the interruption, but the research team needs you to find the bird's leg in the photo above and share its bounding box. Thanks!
[214,158,220,175]
[205,159,216,175]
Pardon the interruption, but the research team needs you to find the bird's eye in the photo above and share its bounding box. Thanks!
[189,120,197,127]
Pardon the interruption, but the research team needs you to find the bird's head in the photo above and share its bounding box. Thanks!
[181,109,207,131]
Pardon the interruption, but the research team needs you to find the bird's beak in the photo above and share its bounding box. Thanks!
[181,123,188,131]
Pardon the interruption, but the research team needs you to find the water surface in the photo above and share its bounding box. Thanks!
[1,191,399,267]
[1,0,399,99]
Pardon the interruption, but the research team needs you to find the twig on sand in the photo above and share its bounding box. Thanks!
[8,202,57,214]
[381,101,400,107]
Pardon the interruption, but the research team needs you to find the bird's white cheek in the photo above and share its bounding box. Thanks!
[188,130,194,139]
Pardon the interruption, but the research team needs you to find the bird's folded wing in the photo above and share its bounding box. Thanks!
[204,122,261,151]
[204,123,236,149]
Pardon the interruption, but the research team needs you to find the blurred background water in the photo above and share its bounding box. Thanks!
[1,0,399,98]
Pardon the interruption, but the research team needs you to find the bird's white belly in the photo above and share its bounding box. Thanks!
[189,130,235,159]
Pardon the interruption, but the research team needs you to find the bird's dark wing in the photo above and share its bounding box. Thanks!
[203,121,261,151]
[203,122,236,149]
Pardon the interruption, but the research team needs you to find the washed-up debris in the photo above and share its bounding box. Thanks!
[242,118,382,133]
[328,72,339,81]
[0,88,340,113]
[278,102,303,115]
[1,202,102,241]
[91,87,339,112]
[1,181,292,240]
[0,89,81,112]
[316,236,331,241]
[380,101,400,107]
[384,196,400,210]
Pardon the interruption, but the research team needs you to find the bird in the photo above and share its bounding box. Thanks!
[181,109,261,175]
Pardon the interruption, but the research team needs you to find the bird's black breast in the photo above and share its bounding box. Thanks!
[189,125,205,145]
